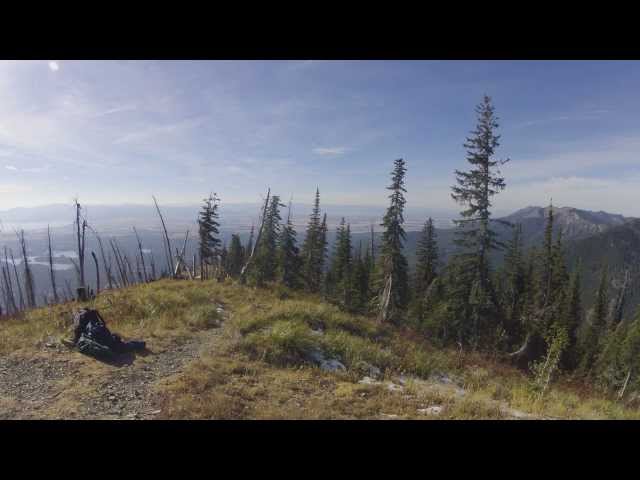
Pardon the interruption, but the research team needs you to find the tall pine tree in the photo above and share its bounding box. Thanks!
[197,193,221,280]
[377,158,409,324]
[301,188,324,292]
[580,263,609,375]
[245,225,254,264]
[227,234,244,277]
[252,195,284,286]
[414,218,439,297]
[413,217,439,322]
[329,218,353,310]
[450,95,509,347]
[558,260,583,370]
[278,202,301,289]
[501,223,526,344]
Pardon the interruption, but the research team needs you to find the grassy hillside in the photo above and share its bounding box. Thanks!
[2,279,640,419]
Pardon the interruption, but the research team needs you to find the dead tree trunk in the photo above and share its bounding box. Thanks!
[153,195,174,277]
[609,268,631,327]
[135,255,143,283]
[2,266,15,315]
[110,238,128,287]
[17,230,36,308]
[47,225,59,304]
[619,367,633,401]
[133,227,149,283]
[123,254,136,285]
[0,280,8,316]
[9,249,24,311]
[91,251,100,295]
[91,228,114,290]
[3,248,17,314]
[239,188,270,284]
[2,267,14,315]
[173,230,190,278]
[74,199,87,300]
[379,274,393,323]
[150,250,157,281]
[64,279,74,301]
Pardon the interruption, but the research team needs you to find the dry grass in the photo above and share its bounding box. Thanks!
[0,280,225,355]
[4,279,640,419]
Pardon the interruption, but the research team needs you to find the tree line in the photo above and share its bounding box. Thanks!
[195,94,640,398]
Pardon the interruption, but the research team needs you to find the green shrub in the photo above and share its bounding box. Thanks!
[240,320,319,366]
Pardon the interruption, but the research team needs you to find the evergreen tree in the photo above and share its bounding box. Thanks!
[352,241,371,314]
[318,213,329,293]
[616,317,640,397]
[198,193,221,279]
[608,269,630,328]
[245,225,255,264]
[227,234,244,277]
[219,243,228,279]
[550,230,569,304]
[413,217,439,321]
[329,218,353,309]
[536,203,559,311]
[593,264,609,334]
[594,321,628,392]
[414,217,439,300]
[252,195,284,285]
[377,158,409,323]
[502,223,526,343]
[580,264,609,375]
[450,95,509,346]
[511,209,572,369]
[558,261,583,370]
[278,202,301,289]
[300,188,324,292]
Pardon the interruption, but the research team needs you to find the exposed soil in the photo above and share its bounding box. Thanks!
[0,305,227,420]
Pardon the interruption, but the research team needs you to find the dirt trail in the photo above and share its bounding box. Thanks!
[0,304,228,420]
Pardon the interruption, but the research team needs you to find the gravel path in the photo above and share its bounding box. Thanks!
[0,303,227,420]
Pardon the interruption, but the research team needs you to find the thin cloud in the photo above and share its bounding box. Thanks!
[5,165,17,171]
[503,134,640,181]
[513,110,610,129]
[0,183,32,194]
[313,147,347,156]
[91,104,137,118]
[113,117,205,145]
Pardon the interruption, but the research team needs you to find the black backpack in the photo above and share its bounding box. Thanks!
[72,308,108,345]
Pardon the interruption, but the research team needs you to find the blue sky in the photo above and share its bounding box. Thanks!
[1,60,640,215]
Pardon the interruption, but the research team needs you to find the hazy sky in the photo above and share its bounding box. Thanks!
[2,60,640,215]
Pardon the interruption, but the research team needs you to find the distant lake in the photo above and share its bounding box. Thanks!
[1,249,77,271]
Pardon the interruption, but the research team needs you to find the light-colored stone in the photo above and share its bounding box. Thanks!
[358,376,380,385]
[386,382,404,392]
[320,359,346,372]
[355,360,382,379]
[418,405,443,415]
[501,407,536,419]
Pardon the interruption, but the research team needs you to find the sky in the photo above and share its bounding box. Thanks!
[1,60,640,216]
